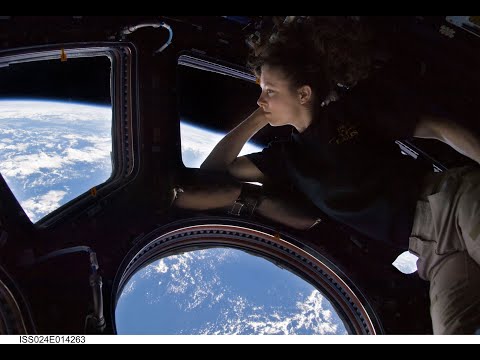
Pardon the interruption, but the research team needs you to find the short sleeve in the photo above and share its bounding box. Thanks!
[245,139,292,187]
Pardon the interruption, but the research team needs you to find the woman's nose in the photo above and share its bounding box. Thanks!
[257,94,267,109]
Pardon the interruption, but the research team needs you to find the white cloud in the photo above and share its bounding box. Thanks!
[0,147,108,182]
[0,129,15,135]
[154,260,168,274]
[62,134,81,140]
[123,249,346,335]
[11,143,30,152]
[198,289,343,335]
[0,100,111,124]
[21,190,67,220]
[64,146,110,163]
[0,100,113,223]
[136,250,233,309]
[0,143,29,151]
[0,152,66,178]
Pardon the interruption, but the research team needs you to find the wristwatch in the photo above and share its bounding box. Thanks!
[228,183,264,218]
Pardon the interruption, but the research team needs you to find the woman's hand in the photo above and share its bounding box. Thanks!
[249,107,270,125]
[200,107,269,171]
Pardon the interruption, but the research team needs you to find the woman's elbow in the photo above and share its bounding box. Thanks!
[414,115,445,140]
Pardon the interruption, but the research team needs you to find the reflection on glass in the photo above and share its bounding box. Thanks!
[116,248,348,335]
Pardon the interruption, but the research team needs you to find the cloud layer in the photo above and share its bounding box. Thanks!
[117,248,347,335]
[0,100,112,222]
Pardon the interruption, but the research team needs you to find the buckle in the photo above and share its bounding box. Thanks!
[229,201,244,216]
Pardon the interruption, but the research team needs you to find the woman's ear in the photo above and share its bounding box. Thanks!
[298,85,312,105]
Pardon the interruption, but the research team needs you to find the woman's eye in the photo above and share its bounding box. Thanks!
[266,90,275,96]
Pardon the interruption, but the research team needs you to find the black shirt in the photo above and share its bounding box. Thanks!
[246,73,431,249]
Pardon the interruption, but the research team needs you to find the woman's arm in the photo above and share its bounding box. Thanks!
[256,196,322,231]
[174,184,241,211]
[200,108,269,171]
[172,171,242,211]
[414,115,480,165]
[173,179,321,231]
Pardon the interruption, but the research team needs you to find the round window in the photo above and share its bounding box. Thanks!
[114,222,380,335]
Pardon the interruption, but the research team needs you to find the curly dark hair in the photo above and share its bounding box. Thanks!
[247,16,373,102]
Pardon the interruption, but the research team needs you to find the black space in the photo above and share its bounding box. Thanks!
[177,65,260,131]
[0,56,111,105]
[177,65,292,147]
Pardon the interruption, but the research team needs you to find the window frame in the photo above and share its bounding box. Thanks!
[177,53,263,171]
[113,219,382,335]
[0,43,140,227]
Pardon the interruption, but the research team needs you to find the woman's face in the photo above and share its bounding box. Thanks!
[257,65,308,127]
